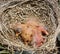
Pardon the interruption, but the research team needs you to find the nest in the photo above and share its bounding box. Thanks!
[0,0,59,54]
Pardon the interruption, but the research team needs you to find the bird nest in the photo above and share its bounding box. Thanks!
[0,0,59,54]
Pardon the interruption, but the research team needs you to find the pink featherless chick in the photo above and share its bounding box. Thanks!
[32,25,49,47]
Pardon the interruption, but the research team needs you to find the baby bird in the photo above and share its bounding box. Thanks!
[32,25,48,47]
[21,26,33,45]
[10,18,49,47]
[10,22,33,45]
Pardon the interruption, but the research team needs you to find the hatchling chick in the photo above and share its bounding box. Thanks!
[21,25,33,46]
[10,18,49,47]
[32,25,49,47]
[10,22,33,46]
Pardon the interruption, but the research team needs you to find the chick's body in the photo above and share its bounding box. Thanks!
[21,25,33,45]
[10,18,48,47]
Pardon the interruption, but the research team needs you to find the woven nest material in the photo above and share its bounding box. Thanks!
[0,0,59,54]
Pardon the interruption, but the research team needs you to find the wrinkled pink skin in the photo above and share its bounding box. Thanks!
[33,26,48,47]
[26,19,48,47]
